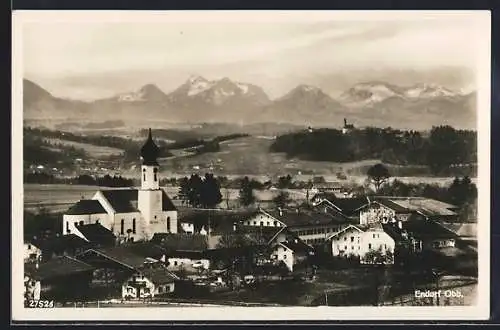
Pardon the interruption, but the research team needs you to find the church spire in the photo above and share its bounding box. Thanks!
[140,128,160,166]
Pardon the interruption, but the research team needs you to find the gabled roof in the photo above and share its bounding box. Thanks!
[99,188,176,213]
[376,197,458,217]
[25,256,94,280]
[279,239,314,255]
[371,198,411,213]
[381,223,406,242]
[264,208,350,228]
[402,219,458,240]
[80,246,150,270]
[33,234,90,254]
[138,267,179,284]
[75,224,116,246]
[65,199,107,215]
[123,242,168,260]
[238,225,286,245]
[151,233,208,252]
[440,222,477,237]
[181,209,256,234]
[99,189,139,213]
[326,224,364,240]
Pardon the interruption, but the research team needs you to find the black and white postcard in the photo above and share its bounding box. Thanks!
[11,10,491,321]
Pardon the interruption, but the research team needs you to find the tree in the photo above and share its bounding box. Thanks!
[273,190,291,208]
[200,173,222,208]
[178,177,190,206]
[447,176,477,207]
[239,176,256,207]
[186,174,203,207]
[367,163,391,192]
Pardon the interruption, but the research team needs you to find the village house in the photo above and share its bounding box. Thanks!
[151,233,210,271]
[30,234,90,261]
[328,223,396,264]
[62,129,178,242]
[271,238,315,272]
[122,266,179,300]
[311,195,370,221]
[24,241,42,263]
[402,218,458,250]
[309,182,343,197]
[359,197,413,226]
[24,256,95,302]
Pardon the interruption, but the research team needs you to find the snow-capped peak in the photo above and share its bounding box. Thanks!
[404,83,457,98]
[340,82,399,105]
[186,75,213,96]
[297,84,320,92]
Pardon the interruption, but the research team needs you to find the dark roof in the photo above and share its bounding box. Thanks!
[100,189,139,213]
[140,128,160,166]
[402,219,458,240]
[264,208,351,228]
[25,256,94,280]
[75,224,116,246]
[381,223,406,242]
[65,200,107,215]
[161,190,177,211]
[238,226,286,244]
[82,246,149,270]
[328,197,370,215]
[122,242,168,260]
[181,210,256,234]
[138,267,179,284]
[280,239,314,255]
[99,189,176,213]
[33,234,90,254]
[151,233,208,252]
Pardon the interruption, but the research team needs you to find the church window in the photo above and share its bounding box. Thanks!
[132,218,136,234]
[66,222,69,233]
[154,168,158,182]
[167,217,171,232]
[121,219,125,235]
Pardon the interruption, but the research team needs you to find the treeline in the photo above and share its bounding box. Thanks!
[24,134,87,168]
[164,133,249,152]
[270,126,476,175]
[25,173,135,187]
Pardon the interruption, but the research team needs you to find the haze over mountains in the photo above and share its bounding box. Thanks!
[23,76,477,130]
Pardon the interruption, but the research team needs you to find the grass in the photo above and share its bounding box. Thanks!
[43,138,124,158]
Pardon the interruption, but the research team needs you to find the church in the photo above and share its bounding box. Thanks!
[62,129,178,242]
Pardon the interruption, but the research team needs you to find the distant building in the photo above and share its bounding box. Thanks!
[122,267,178,300]
[62,129,178,242]
[24,242,42,263]
[342,118,355,134]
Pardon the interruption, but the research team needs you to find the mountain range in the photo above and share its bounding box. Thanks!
[22,76,477,130]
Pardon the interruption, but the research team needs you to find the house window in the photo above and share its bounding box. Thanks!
[132,218,136,234]
[344,245,347,250]
[350,236,354,242]
[121,219,125,235]
[344,237,347,241]
[352,246,354,250]
[96,219,100,224]
[154,168,158,181]
[74,222,78,227]
[368,243,372,250]
[79,221,84,226]
[174,261,178,266]
[260,221,264,226]
[165,285,171,292]
[253,221,256,225]
[373,234,376,239]
[158,286,163,293]
[27,244,31,250]
[274,221,278,226]
[143,168,146,182]
[283,255,287,259]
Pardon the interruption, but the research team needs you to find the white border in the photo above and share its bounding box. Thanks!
[11,10,491,321]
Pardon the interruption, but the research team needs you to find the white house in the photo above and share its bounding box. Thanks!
[62,129,178,242]
[271,239,314,272]
[24,242,42,263]
[328,224,396,264]
[242,209,286,228]
[122,267,179,300]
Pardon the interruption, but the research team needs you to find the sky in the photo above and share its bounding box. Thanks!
[17,11,485,100]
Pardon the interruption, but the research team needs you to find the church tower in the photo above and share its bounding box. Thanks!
[137,129,175,238]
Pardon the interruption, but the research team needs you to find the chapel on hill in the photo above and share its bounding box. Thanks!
[62,129,178,242]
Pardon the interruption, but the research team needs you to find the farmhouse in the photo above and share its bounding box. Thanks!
[62,129,178,242]
[24,241,42,263]
[122,267,179,300]
[359,198,413,226]
[328,223,396,264]
[311,195,370,221]
[31,234,89,261]
[271,238,314,272]
[24,256,95,302]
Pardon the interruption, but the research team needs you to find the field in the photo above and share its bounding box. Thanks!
[43,138,124,158]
